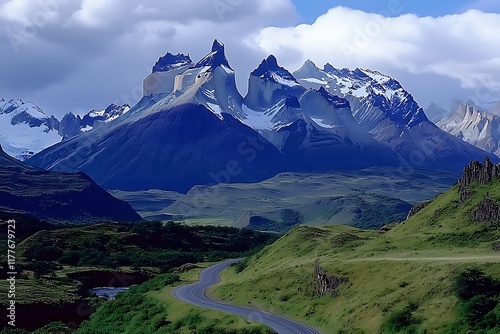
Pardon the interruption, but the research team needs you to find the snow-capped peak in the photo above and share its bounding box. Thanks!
[251,55,300,87]
[86,103,131,121]
[294,62,428,128]
[302,59,318,69]
[194,39,232,70]
[245,55,306,109]
[152,52,193,73]
[0,99,61,160]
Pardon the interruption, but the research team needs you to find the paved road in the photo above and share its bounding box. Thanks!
[172,259,321,334]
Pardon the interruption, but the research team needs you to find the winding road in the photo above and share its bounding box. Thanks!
[172,259,321,334]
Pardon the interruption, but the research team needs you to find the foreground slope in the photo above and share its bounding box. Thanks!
[0,145,141,223]
[214,160,500,333]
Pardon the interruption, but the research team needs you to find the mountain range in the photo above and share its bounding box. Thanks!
[27,40,496,192]
[0,99,130,160]
[437,103,500,157]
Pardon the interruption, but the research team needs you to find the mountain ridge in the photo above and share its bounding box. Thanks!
[0,145,142,223]
[28,40,497,192]
[0,99,130,160]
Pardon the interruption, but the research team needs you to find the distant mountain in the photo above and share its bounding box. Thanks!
[59,103,130,140]
[0,99,130,160]
[425,102,448,122]
[0,145,141,223]
[490,101,500,116]
[0,99,61,160]
[437,103,500,157]
[28,41,497,192]
[293,60,496,169]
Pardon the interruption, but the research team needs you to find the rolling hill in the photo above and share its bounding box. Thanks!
[0,145,141,223]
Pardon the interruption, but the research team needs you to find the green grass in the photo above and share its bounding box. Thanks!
[211,182,500,333]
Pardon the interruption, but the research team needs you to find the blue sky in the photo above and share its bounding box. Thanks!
[293,0,500,23]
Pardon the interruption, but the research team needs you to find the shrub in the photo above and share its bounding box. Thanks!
[234,258,250,273]
[381,303,421,334]
[459,295,497,327]
[452,268,500,301]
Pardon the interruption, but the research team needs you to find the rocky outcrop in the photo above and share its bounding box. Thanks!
[492,241,500,251]
[473,196,500,223]
[175,263,200,273]
[459,158,500,202]
[407,200,432,218]
[312,261,347,297]
[59,112,82,139]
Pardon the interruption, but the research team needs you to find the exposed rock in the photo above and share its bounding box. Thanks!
[472,196,500,223]
[492,241,500,251]
[407,200,432,218]
[312,260,347,296]
[459,158,500,202]
[59,112,82,139]
[174,263,199,273]
[379,221,402,232]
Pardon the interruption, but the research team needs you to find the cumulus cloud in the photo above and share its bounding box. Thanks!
[0,0,298,116]
[250,7,500,107]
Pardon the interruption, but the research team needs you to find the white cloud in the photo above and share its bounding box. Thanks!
[71,0,121,28]
[0,1,498,117]
[251,7,500,107]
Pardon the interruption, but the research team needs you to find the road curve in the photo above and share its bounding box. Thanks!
[172,259,321,334]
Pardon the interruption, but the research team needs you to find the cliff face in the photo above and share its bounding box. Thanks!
[473,197,500,223]
[458,157,500,223]
[459,158,500,202]
[407,200,432,219]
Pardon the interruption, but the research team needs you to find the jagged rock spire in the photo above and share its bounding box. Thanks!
[194,39,232,69]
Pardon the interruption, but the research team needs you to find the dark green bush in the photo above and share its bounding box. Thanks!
[459,295,497,327]
[452,268,500,300]
[381,303,421,334]
[446,268,500,332]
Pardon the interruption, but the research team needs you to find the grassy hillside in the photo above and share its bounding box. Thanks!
[213,180,500,333]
